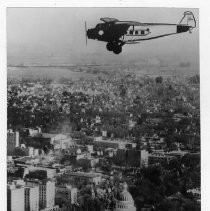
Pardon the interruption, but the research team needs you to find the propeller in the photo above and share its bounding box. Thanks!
[85,21,88,46]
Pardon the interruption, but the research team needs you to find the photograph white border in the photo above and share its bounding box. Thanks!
[1,1,209,210]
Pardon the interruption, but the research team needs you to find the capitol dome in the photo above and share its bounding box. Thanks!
[114,182,136,211]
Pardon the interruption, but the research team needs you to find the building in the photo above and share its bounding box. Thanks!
[105,148,116,157]
[93,136,136,149]
[7,183,24,211]
[39,180,55,209]
[111,149,148,167]
[187,188,201,202]
[141,206,154,211]
[165,150,189,158]
[148,152,175,165]
[114,182,136,211]
[25,179,55,210]
[40,205,61,211]
[141,150,149,167]
[14,156,40,166]
[86,145,94,153]
[55,185,77,205]
[7,156,13,163]
[13,179,25,186]
[24,185,39,211]
[21,127,41,137]
[77,157,99,169]
[95,115,101,124]
[28,147,34,157]
[102,130,107,137]
[28,166,56,179]
[7,130,19,155]
[64,165,73,173]
[25,133,70,150]
[64,172,102,186]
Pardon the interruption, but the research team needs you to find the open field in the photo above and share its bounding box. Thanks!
[7,63,199,81]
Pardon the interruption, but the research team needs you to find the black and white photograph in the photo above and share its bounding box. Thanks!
[5,6,201,211]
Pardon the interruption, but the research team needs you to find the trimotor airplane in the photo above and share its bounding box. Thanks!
[85,11,196,54]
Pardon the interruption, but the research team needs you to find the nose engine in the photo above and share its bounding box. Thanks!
[87,28,96,39]
[87,25,106,41]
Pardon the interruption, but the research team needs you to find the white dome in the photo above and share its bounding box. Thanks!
[114,182,136,211]
[117,190,134,202]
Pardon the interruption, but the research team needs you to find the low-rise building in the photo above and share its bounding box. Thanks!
[28,166,56,178]
[14,156,40,166]
[148,152,175,165]
[77,157,99,168]
[165,150,189,158]
[40,205,61,211]
[25,133,70,150]
[94,137,136,149]
[64,172,102,186]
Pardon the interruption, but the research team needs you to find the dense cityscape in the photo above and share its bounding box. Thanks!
[7,65,200,211]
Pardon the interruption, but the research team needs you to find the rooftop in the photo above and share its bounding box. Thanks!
[66,171,102,178]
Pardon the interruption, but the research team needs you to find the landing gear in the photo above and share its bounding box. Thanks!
[106,42,114,51]
[106,42,123,54]
[113,45,122,54]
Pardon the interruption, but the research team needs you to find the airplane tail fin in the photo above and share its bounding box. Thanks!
[179,11,196,29]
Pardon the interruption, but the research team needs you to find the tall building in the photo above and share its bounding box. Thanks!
[55,185,77,205]
[112,149,148,167]
[7,130,19,155]
[24,185,39,211]
[7,184,24,211]
[26,179,55,210]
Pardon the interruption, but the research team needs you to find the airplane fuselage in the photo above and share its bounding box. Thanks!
[87,23,190,43]
[121,24,190,42]
[86,12,196,54]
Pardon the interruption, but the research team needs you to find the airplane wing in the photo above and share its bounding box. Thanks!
[115,21,142,26]
[100,18,142,26]
[100,17,119,23]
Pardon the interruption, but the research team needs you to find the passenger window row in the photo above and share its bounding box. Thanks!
[127,29,150,35]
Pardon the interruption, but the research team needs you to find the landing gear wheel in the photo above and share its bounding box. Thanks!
[113,45,122,54]
[106,42,114,51]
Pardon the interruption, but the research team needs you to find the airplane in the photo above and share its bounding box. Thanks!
[85,11,196,54]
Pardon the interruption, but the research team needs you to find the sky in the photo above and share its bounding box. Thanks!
[7,7,199,66]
